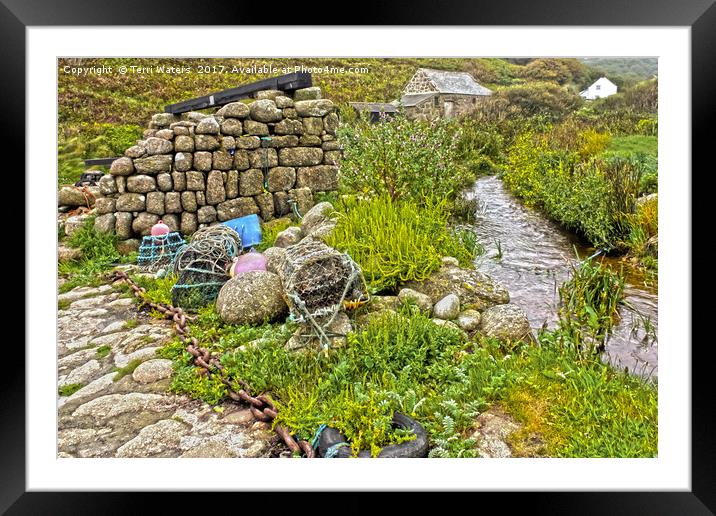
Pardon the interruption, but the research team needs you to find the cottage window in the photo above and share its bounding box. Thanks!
[596,84,601,90]
[433,96,439,107]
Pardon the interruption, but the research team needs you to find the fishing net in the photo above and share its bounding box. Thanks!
[187,224,242,256]
[280,238,367,349]
[170,225,242,310]
[137,232,186,272]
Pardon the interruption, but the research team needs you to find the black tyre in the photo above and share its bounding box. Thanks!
[317,412,429,458]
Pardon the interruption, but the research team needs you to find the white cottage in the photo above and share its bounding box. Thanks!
[579,77,618,100]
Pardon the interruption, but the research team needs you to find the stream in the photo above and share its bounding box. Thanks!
[466,176,658,377]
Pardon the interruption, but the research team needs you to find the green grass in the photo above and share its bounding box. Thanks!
[58,124,143,186]
[112,359,143,382]
[96,345,112,358]
[123,318,138,330]
[58,216,132,293]
[255,218,295,252]
[604,135,657,158]
[58,383,84,397]
[326,195,480,293]
[126,273,178,317]
[500,340,657,457]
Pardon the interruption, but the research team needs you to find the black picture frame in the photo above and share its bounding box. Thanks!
[6,0,712,513]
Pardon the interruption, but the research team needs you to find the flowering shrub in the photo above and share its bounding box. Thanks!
[337,115,470,202]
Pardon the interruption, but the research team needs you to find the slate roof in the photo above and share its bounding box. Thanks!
[418,68,492,96]
[349,102,399,113]
[400,92,438,107]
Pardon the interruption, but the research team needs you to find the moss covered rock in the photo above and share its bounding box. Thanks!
[216,271,288,326]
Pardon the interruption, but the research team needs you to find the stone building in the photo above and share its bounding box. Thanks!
[400,68,492,119]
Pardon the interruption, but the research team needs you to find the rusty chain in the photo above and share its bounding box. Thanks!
[111,270,315,458]
[78,185,95,208]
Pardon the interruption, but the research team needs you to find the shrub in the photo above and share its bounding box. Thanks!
[570,105,655,136]
[622,196,658,269]
[502,132,558,206]
[452,118,505,175]
[326,195,480,292]
[519,58,590,86]
[578,129,612,160]
[338,115,470,202]
[490,82,583,122]
[221,308,478,457]
[503,131,649,250]
[597,79,658,114]
[636,118,658,136]
[541,161,619,248]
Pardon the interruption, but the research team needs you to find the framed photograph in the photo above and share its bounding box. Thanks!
[7,0,711,512]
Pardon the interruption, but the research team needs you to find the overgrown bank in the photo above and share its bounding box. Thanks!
[138,258,656,458]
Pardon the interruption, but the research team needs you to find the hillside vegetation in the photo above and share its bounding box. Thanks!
[58,57,615,129]
[57,56,642,180]
[578,57,657,83]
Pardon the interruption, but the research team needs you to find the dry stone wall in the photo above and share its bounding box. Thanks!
[93,86,341,239]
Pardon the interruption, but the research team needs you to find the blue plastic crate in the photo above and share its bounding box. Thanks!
[222,214,262,249]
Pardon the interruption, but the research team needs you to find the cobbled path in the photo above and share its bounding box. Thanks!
[57,281,275,458]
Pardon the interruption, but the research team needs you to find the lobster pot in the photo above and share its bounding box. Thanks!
[170,225,241,310]
[137,232,186,272]
[171,268,227,310]
[189,225,242,256]
[281,238,366,319]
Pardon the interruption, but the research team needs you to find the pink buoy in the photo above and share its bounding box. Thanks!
[151,219,170,236]
[229,250,267,278]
